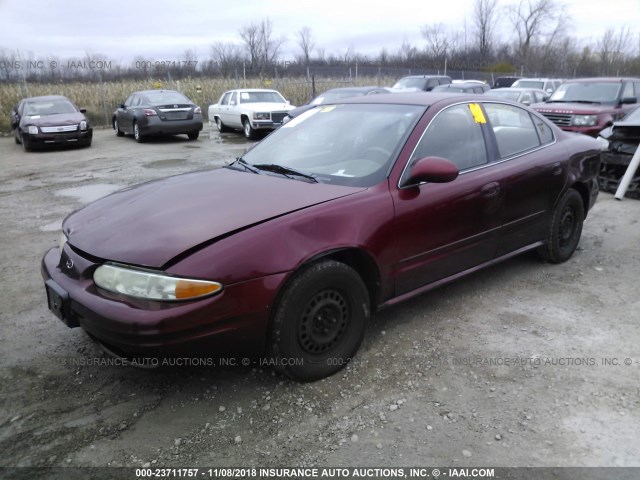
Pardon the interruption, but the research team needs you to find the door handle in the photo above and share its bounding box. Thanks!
[481,182,500,197]
[551,162,562,176]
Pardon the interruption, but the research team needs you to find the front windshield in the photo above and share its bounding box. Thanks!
[489,90,520,101]
[392,77,426,89]
[24,99,77,116]
[548,82,621,103]
[239,91,286,103]
[240,103,424,187]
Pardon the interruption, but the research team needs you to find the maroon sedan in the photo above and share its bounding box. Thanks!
[42,93,601,381]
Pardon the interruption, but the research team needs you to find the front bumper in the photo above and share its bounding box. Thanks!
[23,128,92,147]
[41,245,285,359]
[558,125,602,137]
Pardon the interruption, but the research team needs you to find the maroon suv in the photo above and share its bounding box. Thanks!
[534,77,640,137]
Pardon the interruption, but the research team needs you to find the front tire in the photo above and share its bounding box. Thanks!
[21,134,31,152]
[538,188,584,263]
[270,260,370,381]
[243,119,257,140]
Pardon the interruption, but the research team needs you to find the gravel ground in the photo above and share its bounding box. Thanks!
[0,127,639,471]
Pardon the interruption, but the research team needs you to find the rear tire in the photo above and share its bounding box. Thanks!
[188,131,199,140]
[133,122,144,143]
[270,260,370,382]
[215,117,230,133]
[114,118,124,137]
[538,188,584,263]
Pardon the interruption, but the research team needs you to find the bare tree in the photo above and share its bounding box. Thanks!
[598,27,633,75]
[239,22,261,70]
[507,0,569,69]
[421,23,451,58]
[210,42,244,77]
[473,0,500,61]
[258,18,286,71]
[297,26,315,67]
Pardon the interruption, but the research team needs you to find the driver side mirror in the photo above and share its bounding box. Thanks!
[621,97,637,105]
[401,156,459,188]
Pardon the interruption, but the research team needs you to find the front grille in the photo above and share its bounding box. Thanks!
[271,112,288,124]
[41,125,78,133]
[540,113,572,127]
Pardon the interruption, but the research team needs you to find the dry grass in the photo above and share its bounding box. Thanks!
[0,76,399,133]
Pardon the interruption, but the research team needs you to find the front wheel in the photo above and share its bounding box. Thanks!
[243,119,257,140]
[270,260,370,381]
[538,188,584,263]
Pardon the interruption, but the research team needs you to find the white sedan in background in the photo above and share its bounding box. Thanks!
[208,89,295,139]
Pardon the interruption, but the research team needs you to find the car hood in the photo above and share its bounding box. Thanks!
[534,103,614,114]
[242,102,294,111]
[22,112,85,126]
[64,168,365,268]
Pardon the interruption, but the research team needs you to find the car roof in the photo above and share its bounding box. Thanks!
[398,75,451,79]
[225,88,282,93]
[330,91,491,107]
[563,77,640,83]
[493,87,547,93]
[324,86,388,93]
[134,89,181,95]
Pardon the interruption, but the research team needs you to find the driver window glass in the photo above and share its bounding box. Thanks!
[221,92,231,105]
[124,95,134,106]
[230,92,237,105]
[410,104,488,171]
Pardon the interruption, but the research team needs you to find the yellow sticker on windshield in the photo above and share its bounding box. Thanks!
[468,103,486,124]
[320,106,336,113]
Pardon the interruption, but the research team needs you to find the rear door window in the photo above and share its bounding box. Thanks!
[483,103,550,158]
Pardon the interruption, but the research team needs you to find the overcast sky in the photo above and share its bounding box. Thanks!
[0,0,639,63]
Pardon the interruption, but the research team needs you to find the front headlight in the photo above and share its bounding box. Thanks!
[28,125,39,134]
[94,263,223,301]
[572,115,597,126]
[80,120,88,131]
[253,112,270,120]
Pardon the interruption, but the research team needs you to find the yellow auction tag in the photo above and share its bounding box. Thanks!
[468,103,486,124]
[320,106,336,113]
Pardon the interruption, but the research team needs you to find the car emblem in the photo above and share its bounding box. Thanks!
[65,259,74,270]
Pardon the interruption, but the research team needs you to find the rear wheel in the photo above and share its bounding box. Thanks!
[538,188,584,263]
[215,117,230,133]
[243,119,257,140]
[188,131,199,140]
[270,260,370,381]
[133,122,144,143]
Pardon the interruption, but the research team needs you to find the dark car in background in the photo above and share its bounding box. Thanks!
[432,81,490,94]
[488,87,549,105]
[534,77,640,137]
[492,76,520,89]
[10,95,92,151]
[283,86,391,122]
[112,90,203,142]
[391,75,452,91]
[598,106,640,197]
[42,93,600,381]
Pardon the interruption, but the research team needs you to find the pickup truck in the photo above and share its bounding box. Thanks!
[533,77,640,137]
[208,89,295,139]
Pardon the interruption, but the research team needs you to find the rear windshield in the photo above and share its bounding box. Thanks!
[145,92,191,105]
[393,77,427,89]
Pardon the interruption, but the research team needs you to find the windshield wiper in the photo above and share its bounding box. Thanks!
[253,164,318,183]
[226,157,260,174]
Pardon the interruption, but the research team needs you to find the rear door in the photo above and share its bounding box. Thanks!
[481,102,565,255]
[391,102,504,295]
